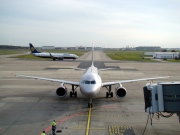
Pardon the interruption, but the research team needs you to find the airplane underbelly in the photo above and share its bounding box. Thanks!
[63,57,76,59]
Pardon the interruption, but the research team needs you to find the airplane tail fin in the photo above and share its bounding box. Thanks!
[91,43,94,67]
[29,43,41,53]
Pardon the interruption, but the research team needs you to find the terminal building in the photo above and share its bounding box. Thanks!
[136,46,161,51]
[42,46,55,49]
[153,52,180,59]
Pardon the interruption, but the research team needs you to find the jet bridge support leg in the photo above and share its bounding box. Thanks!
[70,85,78,97]
[177,113,180,122]
[105,86,113,98]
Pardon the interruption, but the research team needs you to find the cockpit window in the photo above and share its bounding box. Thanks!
[81,80,96,84]
[85,81,90,84]
[91,80,96,84]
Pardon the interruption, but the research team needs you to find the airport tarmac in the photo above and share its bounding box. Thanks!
[0,51,180,135]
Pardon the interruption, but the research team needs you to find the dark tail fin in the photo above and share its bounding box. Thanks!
[29,43,41,53]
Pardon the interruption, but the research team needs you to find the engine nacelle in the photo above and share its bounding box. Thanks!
[115,86,127,98]
[58,57,64,60]
[56,86,67,97]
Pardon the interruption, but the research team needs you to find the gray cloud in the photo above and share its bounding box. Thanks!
[0,0,180,47]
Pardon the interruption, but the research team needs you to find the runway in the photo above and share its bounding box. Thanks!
[0,50,180,135]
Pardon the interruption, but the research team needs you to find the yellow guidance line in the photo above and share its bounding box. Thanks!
[85,105,92,135]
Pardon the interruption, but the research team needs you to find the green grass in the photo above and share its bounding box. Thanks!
[0,49,27,55]
[104,50,155,62]
[167,59,180,62]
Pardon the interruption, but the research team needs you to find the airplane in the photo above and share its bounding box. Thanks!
[17,46,170,108]
[29,43,79,60]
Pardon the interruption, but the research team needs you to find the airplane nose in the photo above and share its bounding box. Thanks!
[86,89,96,96]
[80,85,99,97]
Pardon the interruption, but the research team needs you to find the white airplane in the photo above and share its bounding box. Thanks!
[29,43,79,60]
[17,47,170,107]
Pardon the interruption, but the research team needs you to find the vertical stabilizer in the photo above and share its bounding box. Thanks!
[91,43,94,67]
[29,43,41,53]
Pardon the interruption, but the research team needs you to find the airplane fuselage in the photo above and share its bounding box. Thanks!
[79,65,102,98]
[32,52,78,59]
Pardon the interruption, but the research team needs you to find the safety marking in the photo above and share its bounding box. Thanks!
[38,111,86,135]
[39,104,116,135]
[85,106,92,135]
[77,114,103,117]
[72,125,105,130]
[77,114,124,118]
[108,125,135,135]
[106,115,124,118]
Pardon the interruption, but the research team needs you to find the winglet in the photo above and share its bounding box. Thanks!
[29,43,41,53]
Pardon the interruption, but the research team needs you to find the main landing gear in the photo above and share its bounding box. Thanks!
[70,85,78,97]
[105,85,113,98]
[88,98,92,108]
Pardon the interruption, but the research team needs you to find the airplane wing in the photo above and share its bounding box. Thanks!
[102,76,170,86]
[16,75,79,86]
[50,53,64,60]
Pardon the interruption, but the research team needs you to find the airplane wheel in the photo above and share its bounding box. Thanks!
[106,92,109,98]
[74,91,77,97]
[70,91,72,97]
[111,92,113,97]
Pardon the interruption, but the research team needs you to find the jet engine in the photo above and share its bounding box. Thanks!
[56,86,67,97]
[115,86,127,98]
[58,57,64,60]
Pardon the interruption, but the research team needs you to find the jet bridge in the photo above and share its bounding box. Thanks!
[143,82,180,122]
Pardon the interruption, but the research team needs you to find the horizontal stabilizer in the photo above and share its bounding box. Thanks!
[74,68,86,71]
[99,68,117,71]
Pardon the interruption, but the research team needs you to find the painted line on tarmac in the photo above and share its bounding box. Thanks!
[85,106,92,135]
[39,111,86,135]
[72,126,105,130]
[108,125,135,135]
[39,104,115,135]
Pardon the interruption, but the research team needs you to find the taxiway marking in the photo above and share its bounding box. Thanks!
[108,125,135,135]
[39,104,116,135]
[39,111,86,135]
[86,106,92,135]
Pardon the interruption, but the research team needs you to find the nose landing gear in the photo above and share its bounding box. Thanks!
[88,98,92,108]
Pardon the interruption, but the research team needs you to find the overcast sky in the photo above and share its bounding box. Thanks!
[0,0,180,48]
